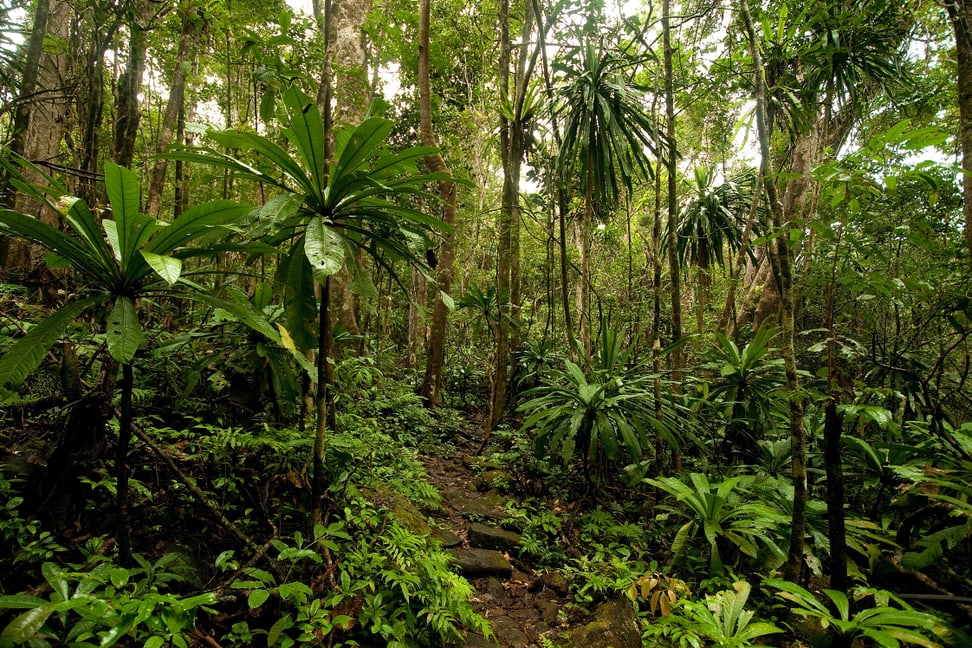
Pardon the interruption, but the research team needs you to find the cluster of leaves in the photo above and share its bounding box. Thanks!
[218,508,489,648]
[518,323,683,483]
[0,548,214,648]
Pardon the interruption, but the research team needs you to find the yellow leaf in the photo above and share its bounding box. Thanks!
[276,323,297,353]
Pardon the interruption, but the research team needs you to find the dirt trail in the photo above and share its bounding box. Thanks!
[418,438,574,647]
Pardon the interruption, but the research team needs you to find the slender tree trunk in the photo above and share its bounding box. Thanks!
[311,277,332,528]
[739,0,807,582]
[487,0,517,432]
[116,362,135,565]
[663,0,683,379]
[173,101,188,217]
[77,35,107,203]
[407,268,426,370]
[418,0,458,407]
[327,0,374,337]
[113,0,152,168]
[824,221,848,593]
[557,190,573,348]
[146,4,197,217]
[653,143,665,469]
[530,0,573,348]
[948,0,972,267]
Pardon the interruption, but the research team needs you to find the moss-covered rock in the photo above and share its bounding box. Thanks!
[559,599,640,648]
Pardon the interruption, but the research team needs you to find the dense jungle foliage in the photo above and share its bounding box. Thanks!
[1,0,972,645]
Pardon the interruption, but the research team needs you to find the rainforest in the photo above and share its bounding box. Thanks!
[0,0,971,646]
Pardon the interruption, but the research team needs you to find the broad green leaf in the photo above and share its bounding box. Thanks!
[260,192,304,224]
[146,200,249,256]
[671,520,695,557]
[61,196,114,264]
[0,602,58,643]
[0,296,104,389]
[103,218,122,262]
[332,118,394,185]
[267,613,293,647]
[0,595,47,610]
[282,86,326,198]
[248,589,270,609]
[107,296,144,364]
[823,589,850,621]
[304,216,345,279]
[140,250,182,285]
[191,290,280,343]
[0,208,107,278]
[109,567,130,589]
[104,163,144,263]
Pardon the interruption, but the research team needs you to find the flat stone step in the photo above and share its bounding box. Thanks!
[430,526,463,548]
[467,522,521,552]
[443,489,512,522]
[449,547,513,578]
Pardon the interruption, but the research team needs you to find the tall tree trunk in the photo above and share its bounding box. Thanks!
[418,0,458,407]
[2,0,72,275]
[530,0,573,348]
[948,0,972,267]
[311,277,332,528]
[824,221,848,593]
[487,0,517,432]
[311,0,333,164]
[663,0,684,384]
[113,0,152,168]
[322,0,371,338]
[116,362,135,565]
[76,3,125,203]
[145,4,198,218]
[331,0,373,126]
[740,0,807,582]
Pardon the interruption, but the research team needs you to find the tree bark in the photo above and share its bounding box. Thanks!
[418,0,458,407]
[2,0,72,276]
[330,0,374,127]
[663,0,684,382]
[311,277,332,528]
[487,0,517,432]
[947,0,972,267]
[145,4,198,218]
[530,0,573,348]
[116,362,135,565]
[577,155,593,362]
[320,0,371,338]
[113,0,152,168]
[76,4,125,203]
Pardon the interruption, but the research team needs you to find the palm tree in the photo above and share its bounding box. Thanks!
[556,38,657,362]
[677,166,755,333]
[169,85,450,526]
[0,156,249,561]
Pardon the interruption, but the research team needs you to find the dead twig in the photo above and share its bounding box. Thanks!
[130,421,285,583]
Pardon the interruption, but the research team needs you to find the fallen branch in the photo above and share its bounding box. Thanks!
[130,421,285,583]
